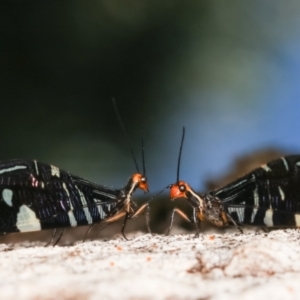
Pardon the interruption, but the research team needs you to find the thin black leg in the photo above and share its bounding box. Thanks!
[166,208,194,236]
[121,212,129,241]
[53,228,66,246]
[82,224,93,243]
[44,228,57,247]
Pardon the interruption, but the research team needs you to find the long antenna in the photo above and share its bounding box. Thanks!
[177,126,185,183]
[140,117,153,176]
[141,132,146,176]
[147,184,172,203]
[112,98,140,174]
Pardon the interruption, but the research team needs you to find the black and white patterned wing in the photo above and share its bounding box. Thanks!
[0,159,120,234]
[217,155,300,227]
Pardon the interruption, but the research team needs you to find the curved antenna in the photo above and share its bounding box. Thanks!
[141,130,146,176]
[112,98,140,174]
[147,184,172,203]
[140,116,153,176]
[176,126,185,183]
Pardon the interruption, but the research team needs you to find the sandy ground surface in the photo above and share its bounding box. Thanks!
[1,229,300,300]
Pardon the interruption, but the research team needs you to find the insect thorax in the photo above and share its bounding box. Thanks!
[203,195,229,227]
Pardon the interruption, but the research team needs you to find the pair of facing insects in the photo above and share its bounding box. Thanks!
[1,126,300,245]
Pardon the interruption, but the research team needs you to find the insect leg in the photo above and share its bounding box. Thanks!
[129,203,152,234]
[93,223,110,240]
[130,203,148,218]
[225,212,243,233]
[193,210,201,238]
[131,200,138,210]
[82,224,93,243]
[104,210,130,240]
[53,228,66,246]
[105,210,127,222]
[121,212,129,241]
[146,204,151,234]
[166,208,194,236]
[44,228,57,247]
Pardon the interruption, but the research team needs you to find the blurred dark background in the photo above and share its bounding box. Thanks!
[1,1,300,242]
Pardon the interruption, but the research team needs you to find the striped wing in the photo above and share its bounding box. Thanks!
[211,155,300,228]
[213,155,300,214]
[0,159,121,234]
[224,204,300,228]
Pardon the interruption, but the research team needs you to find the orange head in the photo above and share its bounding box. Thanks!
[170,181,191,200]
[132,173,149,192]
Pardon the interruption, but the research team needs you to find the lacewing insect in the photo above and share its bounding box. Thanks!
[167,127,300,236]
[0,101,149,244]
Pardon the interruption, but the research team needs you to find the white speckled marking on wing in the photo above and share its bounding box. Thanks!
[263,209,273,227]
[295,214,300,227]
[75,186,87,206]
[63,183,73,209]
[96,204,106,219]
[281,157,289,171]
[33,160,39,175]
[250,207,258,224]
[2,189,13,206]
[215,179,248,196]
[75,186,93,224]
[261,164,272,172]
[16,205,41,232]
[228,207,245,223]
[51,165,60,177]
[278,186,285,201]
[229,179,248,189]
[253,187,259,207]
[0,165,27,174]
[266,180,272,209]
[68,211,77,227]
[62,183,77,226]
[83,207,93,224]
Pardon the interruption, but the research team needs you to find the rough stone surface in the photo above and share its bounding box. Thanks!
[1,229,300,299]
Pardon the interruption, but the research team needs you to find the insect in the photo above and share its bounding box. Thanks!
[0,102,149,244]
[167,127,300,236]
